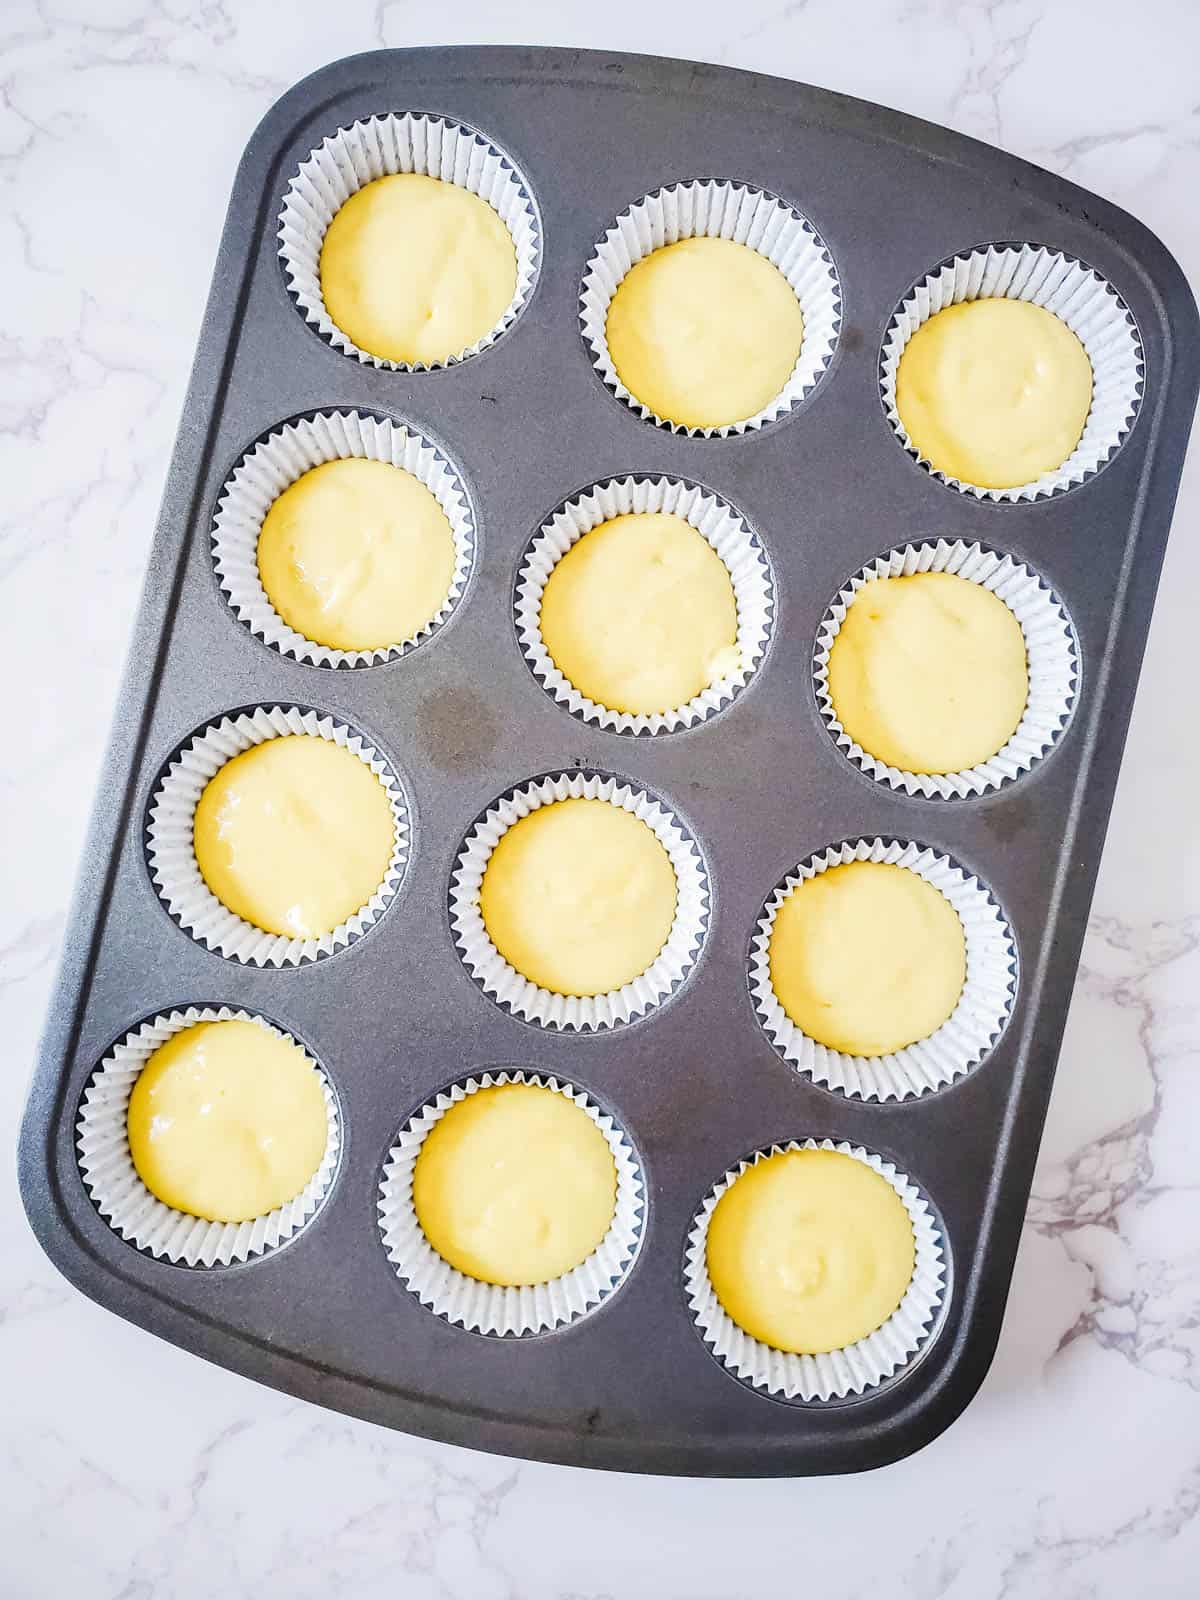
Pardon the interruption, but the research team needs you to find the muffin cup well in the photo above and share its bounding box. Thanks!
[77,1006,340,1268]
[450,770,710,1031]
[684,1139,947,1403]
[580,179,841,436]
[146,705,410,968]
[278,112,540,371]
[212,410,475,668]
[378,1070,645,1336]
[815,540,1078,798]
[751,838,1016,1101]
[515,474,774,734]
[880,243,1144,501]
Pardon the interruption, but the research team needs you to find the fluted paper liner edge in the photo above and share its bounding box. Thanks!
[880,243,1143,501]
[516,475,774,733]
[581,179,841,436]
[814,540,1078,798]
[279,111,540,370]
[146,706,410,967]
[212,410,475,668]
[751,838,1016,1100]
[685,1138,946,1401]
[378,1070,644,1336]
[77,1006,339,1268]
[451,771,709,1030]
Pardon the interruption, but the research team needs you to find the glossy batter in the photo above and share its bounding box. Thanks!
[706,1147,916,1354]
[479,798,677,997]
[257,458,456,651]
[769,861,966,1056]
[193,736,395,939]
[896,298,1093,489]
[320,173,517,365]
[828,571,1028,773]
[539,512,740,715]
[127,1019,328,1223]
[413,1084,617,1286]
[605,237,805,428]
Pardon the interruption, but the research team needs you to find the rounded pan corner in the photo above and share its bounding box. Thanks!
[1052,183,1200,364]
[230,50,394,177]
[231,45,561,188]
[17,1097,115,1311]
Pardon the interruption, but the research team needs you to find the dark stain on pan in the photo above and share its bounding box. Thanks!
[416,684,501,773]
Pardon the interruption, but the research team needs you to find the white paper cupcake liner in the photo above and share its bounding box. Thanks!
[212,410,475,668]
[751,838,1016,1101]
[880,243,1144,500]
[450,771,710,1031]
[515,475,774,734]
[146,705,410,968]
[77,1006,340,1268]
[278,112,540,371]
[685,1139,947,1402]
[815,540,1078,798]
[581,179,841,436]
[378,1070,645,1336]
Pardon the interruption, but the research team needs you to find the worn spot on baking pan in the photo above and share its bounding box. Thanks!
[841,325,865,353]
[415,684,500,773]
[982,792,1033,843]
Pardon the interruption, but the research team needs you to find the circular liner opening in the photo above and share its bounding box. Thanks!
[377,1068,646,1337]
[580,178,842,436]
[879,242,1144,502]
[278,111,541,371]
[449,769,710,1032]
[515,474,775,735]
[814,539,1079,799]
[77,1005,340,1269]
[750,838,1017,1102]
[684,1138,948,1403]
[145,704,411,968]
[211,409,476,669]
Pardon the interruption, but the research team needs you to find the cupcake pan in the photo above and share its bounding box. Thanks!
[18,48,1199,1477]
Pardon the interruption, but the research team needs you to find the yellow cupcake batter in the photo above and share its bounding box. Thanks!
[193,735,395,939]
[896,298,1093,489]
[479,798,677,997]
[605,237,805,429]
[413,1084,617,1286]
[828,571,1028,774]
[257,458,456,652]
[706,1147,916,1354]
[319,173,518,365]
[769,861,966,1056]
[539,512,740,715]
[127,1019,328,1223]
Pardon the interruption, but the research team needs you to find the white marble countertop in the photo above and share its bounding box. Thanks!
[4,1,1199,1594]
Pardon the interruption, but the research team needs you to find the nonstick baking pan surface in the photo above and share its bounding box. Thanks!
[19,46,1199,1475]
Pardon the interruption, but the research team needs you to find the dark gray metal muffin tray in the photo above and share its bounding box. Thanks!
[19,45,1199,1475]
